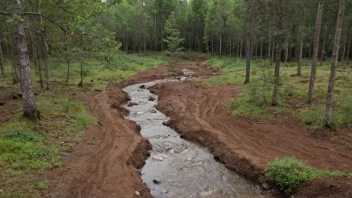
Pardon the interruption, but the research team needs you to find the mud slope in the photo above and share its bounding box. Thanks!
[151,81,352,184]
[48,84,152,198]
[47,64,208,198]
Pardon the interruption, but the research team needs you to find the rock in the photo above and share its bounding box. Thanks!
[153,179,161,184]
[149,109,157,113]
[200,190,213,197]
[161,190,168,194]
[148,96,156,101]
[127,102,138,107]
[139,85,146,89]
[261,183,271,190]
[152,156,164,161]
[135,191,140,196]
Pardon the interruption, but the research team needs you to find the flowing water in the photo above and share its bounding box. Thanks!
[123,77,274,198]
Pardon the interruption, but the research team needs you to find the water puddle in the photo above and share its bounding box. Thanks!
[123,77,274,198]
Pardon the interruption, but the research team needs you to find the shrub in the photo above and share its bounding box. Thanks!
[265,157,352,194]
[265,157,317,194]
[299,106,325,127]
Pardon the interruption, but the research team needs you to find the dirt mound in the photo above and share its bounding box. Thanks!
[48,83,152,198]
[150,81,352,195]
[119,64,212,88]
[296,177,352,198]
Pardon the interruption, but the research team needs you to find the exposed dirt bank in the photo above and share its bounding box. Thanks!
[48,83,152,198]
[150,81,352,197]
[48,64,210,197]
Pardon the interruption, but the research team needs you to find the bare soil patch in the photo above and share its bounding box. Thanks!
[150,81,352,196]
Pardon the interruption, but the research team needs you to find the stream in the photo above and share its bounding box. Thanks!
[123,75,274,198]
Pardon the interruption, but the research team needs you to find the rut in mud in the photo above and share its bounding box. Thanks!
[123,78,274,198]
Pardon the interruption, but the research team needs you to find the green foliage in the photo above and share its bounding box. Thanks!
[300,100,352,128]
[299,106,326,127]
[164,12,184,53]
[0,126,40,143]
[0,140,59,172]
[265,157,352,194]
[38,181,48,190]
[225,93,270,118]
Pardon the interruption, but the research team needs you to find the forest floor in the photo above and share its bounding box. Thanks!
[0,54,352,197]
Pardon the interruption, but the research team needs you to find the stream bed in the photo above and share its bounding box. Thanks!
[123,77,274,198]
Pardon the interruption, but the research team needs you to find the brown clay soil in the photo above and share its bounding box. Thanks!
[150,81,352,197]
[2,61,351,197]
[47,64,212,198]
[47,83,152,198]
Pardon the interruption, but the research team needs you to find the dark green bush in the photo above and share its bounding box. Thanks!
[265,157,352,194]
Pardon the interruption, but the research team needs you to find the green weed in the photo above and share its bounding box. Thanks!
[265,157,352,194]
[38,181,48,190]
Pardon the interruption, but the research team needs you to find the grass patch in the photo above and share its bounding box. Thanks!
[265,157,352,194]
[0,52,169,197]
[203,57,352,127]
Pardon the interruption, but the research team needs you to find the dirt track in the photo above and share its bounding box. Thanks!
[150,81,352,191]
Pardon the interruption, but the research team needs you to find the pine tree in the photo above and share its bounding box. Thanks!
[163,12,184,53]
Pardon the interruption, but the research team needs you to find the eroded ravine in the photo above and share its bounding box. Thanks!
[123,78,273,198]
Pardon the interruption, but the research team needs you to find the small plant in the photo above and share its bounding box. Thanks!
[299,106,325,127]
[265,157,352,194]
[38,181,48,190]
[265,157,317,194]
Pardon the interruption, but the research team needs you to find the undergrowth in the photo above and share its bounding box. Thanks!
[265,157,352,194]
[205,57,352,127]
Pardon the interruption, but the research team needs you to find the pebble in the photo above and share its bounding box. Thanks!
[153,179,161,184]
[161,190,168,194]
[148,96,156,101]
[262,183,271,190]
[150,109,157,113]
[135,191,140,196]
[152,156,164,161]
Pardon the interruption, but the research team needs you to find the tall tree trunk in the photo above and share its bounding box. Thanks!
[341,28,348,61]
[320,6,330,66]
[10,41,19,84]
[284,32,289,63]
[237,34,240,57]
[240,37,243,58]
[325,0,345,126]
[154,12,157,52]
[245,0,252,84]
[346,35,351,64]
[272,39,281,105]
[268,35,271,59]
[0,42,6,77]
[272,0,283,106]
[42,35,51,90]
[307,0,324,104]
[65,34,70,82]
[260,40,263,59]
[219,35,222,56]
[211,31,214,55]
[11,0,40,118]
[297,0,308,76]
[78,63,83,87]
[229,38,232,58]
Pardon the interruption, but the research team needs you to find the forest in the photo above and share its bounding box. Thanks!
[0,0,351,197]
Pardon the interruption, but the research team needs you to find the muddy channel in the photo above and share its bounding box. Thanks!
[123,77,274,198]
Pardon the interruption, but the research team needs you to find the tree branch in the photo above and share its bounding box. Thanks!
[20,12,69,34]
